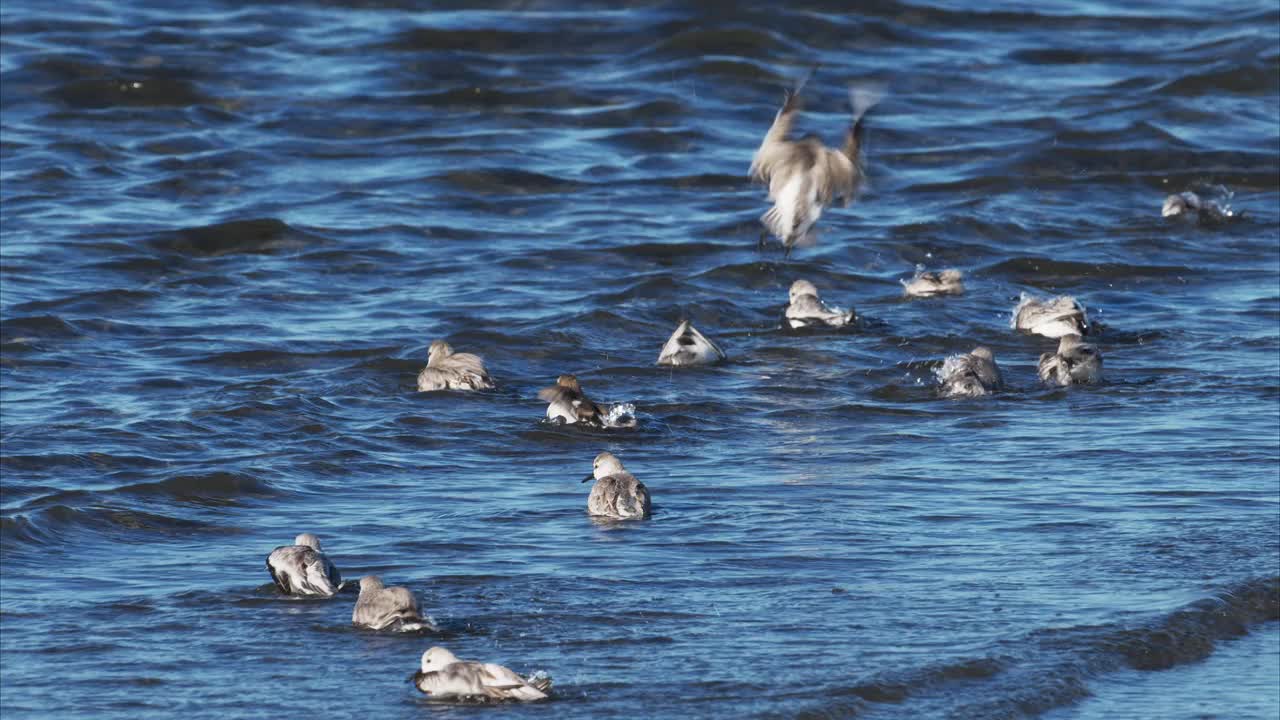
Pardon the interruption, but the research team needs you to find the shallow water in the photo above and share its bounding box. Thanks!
[2,1,1278,718]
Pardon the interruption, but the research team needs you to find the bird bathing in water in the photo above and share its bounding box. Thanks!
[1012,293,1088,338]
[265,533,342,597]
[902,268,964,297]
[657,320,725,366]
[582,451,652,520]
[412,646,551,702]
[1162,190,1235,223]
[537,374,635,428]
[352,575,433,632]
[1038,334,1103,386]
[749,68,881,258]
[417,340,494,391]
[937,347,1002,398]
[785,279,855,328]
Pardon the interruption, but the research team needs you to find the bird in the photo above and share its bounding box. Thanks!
[785,279,855,328]
[749,69,880,257]
[1038,334,1103,386]
[1162,191,1234,222]
[1012,293,1088,338]
[417,340,494,392]
[352,575,432,632]
[265,533,342,597]
[937,347,1002,398]
[902,269,964,297]
[537,374,604,426]
[582,451,652,520]
[412,646,551,702]
[657,320,726,366]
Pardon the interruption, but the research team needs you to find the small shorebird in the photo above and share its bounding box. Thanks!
[1038,334,1103,386]
[417,340,494,392]
[657,320,725,366]
[749,69,880,257]
[1012,293,1088,338]
[902,269,964,297]
[582,451,651,520]
[937,347,1002,398]
[265,533,342,597]
[785,279,855,328]
[1162,191,1234,222]
[412,646,551,702]
[537,374,604,426]
[352,575,432,632]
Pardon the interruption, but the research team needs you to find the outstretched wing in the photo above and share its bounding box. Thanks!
[749,68,815,184]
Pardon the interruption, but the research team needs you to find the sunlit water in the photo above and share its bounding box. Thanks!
[2,1,1277,718]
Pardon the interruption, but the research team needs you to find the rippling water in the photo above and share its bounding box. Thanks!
[2,1,1278,717]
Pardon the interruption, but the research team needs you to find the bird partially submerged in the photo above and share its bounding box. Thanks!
[412,646,551,702]
[785,279,855,328]
[352,575,433,632]
[902,269,964,298]
[937,347,1002,398]
[537,375,636,429]
[538,374,604,426]
[1012,293,1089,338]
[657,320,726,366]
[582,451,652,520]
[1162,190,1235,223]
[417,340,494,392]
[749,69,881,257]
[1038,334,1103,386]
[266,533,342,597]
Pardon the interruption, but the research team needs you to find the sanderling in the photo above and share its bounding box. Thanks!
[417,340,495,392]
[657,320,725,366]
[538,374,604,425]
[412,646,551,702]
[937,347,1002,398]
[1038,334,1103,386]
[1162,191,1234,222]
[352,575,433,632]
[785,279,855,328]
[265,533,342,597]
[902,269,964,297]
[582,451,651,520]
[1012,293,1088,338]
[749,70,880,257]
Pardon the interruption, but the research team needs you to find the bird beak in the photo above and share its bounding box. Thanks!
[581,473,594,483]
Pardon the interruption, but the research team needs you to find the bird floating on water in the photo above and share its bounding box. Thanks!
[582,451,652,520]
[538,375,636,429]
[785,279,855,328]
[266,533,342,597]
[937,347,1002,398]
[749,68,881,257]
[538,374,603,425]
[1038,334,1103,386]
[352,575,433,632]
[657,320,725,366]
[1012,293,1088,338]
[417,340,494,392]
[412,646,551,702]
[902,269,964,297]
[1162,190,1234,223]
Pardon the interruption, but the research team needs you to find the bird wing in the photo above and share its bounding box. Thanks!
[301,552,340,596]
[265,548,292,594]
[818,148,857,205]
[749,74,809,184]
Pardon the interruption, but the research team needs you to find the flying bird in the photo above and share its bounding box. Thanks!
[749,69,881,257]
